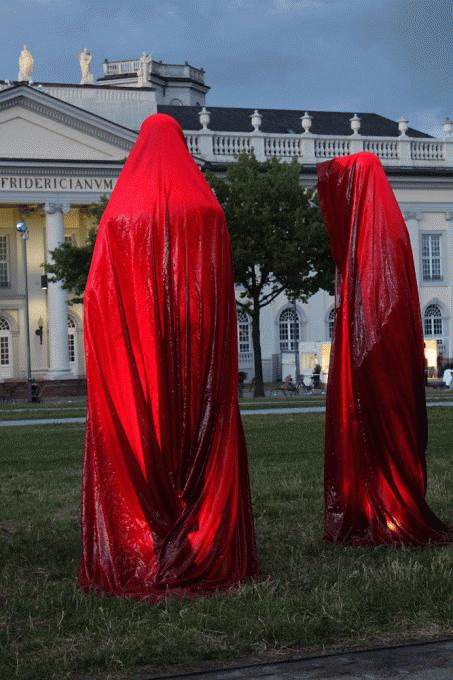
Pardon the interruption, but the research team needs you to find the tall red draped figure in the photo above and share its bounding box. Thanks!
[78,114,259,600]
[317,152,452,546]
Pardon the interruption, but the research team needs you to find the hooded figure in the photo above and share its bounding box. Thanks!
[317,152,451,546]
[78,114,259,600]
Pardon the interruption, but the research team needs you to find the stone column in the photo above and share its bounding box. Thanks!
[403,211,423,283]
[44,201,72,379]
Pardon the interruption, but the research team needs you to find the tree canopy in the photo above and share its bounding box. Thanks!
[207,155,334,308]
[43,196,108,305]
[207,154,334,396]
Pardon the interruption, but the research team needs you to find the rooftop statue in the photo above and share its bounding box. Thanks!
[18,45,33,82]
[79,48,93,85]
[137,51,152,87]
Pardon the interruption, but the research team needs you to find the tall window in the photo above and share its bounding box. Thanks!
[237,310,251,354]
[68,316,76,364]
[0,235,9,287]
[328,308,336,340]
[424,304,443,336]
[279,308,300,351]
[0,317,10,366]
[422,234,442,281]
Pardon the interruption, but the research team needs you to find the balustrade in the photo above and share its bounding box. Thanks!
[411,140,445,161]
[314,138,351,159]
[185,134,200,155]
[363,139,399,159]
[181,128,451,168]
[213,134,253,156]
[265,135,301,158]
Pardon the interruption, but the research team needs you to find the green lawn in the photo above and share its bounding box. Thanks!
[1,411,453,680]
[0,389,451,420]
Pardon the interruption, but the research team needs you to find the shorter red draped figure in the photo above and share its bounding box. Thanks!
[78,114,259,600]
[317,152,452,546]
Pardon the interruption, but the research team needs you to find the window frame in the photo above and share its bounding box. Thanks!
[420,232,444,283]
[327,308,336,340]
[237,310,251,355]
[0,233,10,288]
[279,308,301,352]
[423,303,443,337]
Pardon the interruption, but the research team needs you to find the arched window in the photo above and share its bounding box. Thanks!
[67,316,76,365]
[424,304,443,336]
[169,98,183,106]
[328,308,336,340]
[279,308,300,351]
[237,310,251,354]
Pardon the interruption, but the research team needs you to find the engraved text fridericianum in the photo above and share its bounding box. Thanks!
[0,176,115,191]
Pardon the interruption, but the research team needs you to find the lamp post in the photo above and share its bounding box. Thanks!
[292,299,300,382]
[16,220,33,402]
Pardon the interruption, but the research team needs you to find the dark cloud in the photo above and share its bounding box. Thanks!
[0,0,451,134]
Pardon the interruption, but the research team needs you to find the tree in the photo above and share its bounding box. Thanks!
[43,196,108,305]
[206,154,334,397]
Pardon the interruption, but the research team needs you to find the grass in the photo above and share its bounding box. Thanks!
[0,389,451,420]
[0,409,86,422]
[1,411,453,679]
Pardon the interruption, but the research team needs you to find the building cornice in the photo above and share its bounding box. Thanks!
[0,161,123,175]
[0,86,137,149]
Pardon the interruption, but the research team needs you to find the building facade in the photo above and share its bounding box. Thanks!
[0,53,452,384]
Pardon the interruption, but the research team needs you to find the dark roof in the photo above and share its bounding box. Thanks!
[158,105,431,138]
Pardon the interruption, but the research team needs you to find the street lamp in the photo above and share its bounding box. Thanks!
[292,299,300,382]
[16,220,33,402]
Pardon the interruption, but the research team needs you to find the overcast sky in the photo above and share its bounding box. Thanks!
[0,0,451,136]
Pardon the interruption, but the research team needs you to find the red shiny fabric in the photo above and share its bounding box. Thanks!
[78,114,259,600]
[317,152,452,546]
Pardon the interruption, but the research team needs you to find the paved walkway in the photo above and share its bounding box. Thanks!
[1,402,453,427]
[141,639,453,679]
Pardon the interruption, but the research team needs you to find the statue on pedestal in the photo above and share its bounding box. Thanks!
[18,45,33,82]
[137,51,152,87]
[79,48,93,85]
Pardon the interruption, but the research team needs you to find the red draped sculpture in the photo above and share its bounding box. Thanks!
[78,114,259,600]
[317,152,452,546]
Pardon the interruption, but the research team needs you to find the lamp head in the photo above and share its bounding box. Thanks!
[16,221,27,233]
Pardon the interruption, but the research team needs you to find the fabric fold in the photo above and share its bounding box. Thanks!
[317,151,452,546]
[78,114,259,600]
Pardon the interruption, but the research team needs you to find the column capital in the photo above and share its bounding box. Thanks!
[403,210,424,222]
[44,201,71,215]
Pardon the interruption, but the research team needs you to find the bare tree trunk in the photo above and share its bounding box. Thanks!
[251,305,265,398]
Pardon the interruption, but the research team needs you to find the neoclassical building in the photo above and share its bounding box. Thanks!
[0,51,452,383]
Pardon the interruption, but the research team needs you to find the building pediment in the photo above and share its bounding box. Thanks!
[0,84,137,161]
